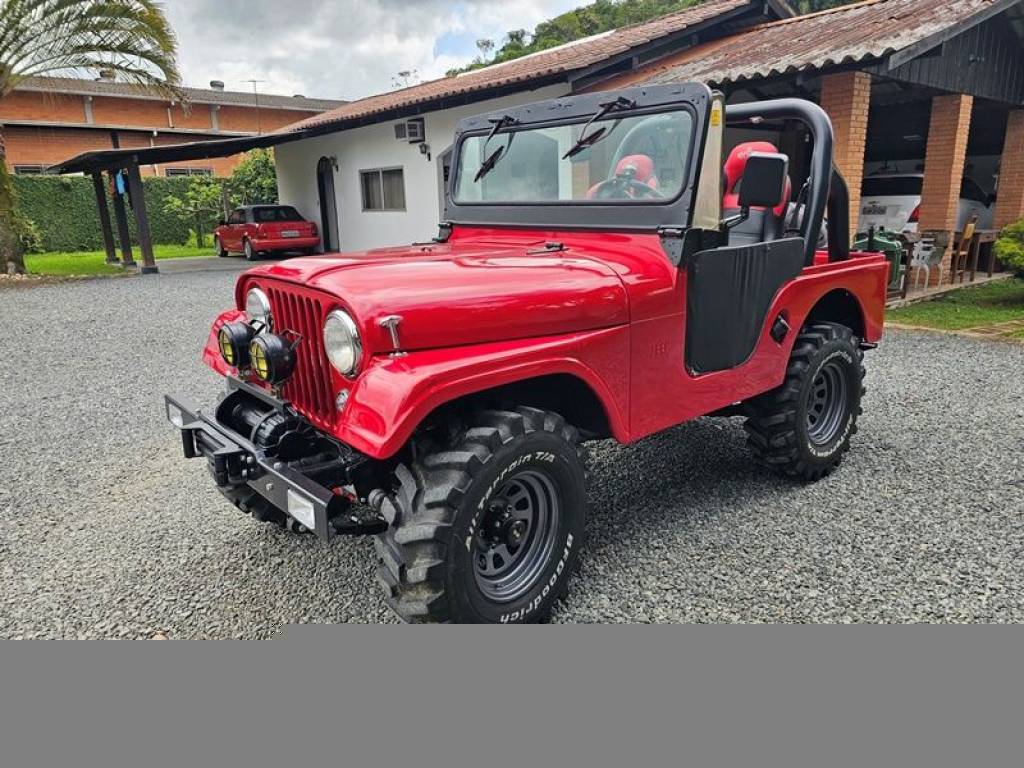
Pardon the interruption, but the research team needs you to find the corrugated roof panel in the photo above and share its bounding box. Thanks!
[633,0,1001,87]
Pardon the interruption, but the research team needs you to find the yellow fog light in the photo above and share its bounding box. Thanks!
[218,322,256,368]
[249,334,296,385]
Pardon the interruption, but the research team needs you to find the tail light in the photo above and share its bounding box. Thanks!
[908,205,920,224]
[311,222,319,237]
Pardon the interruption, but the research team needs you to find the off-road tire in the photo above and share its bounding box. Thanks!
[745,322,865,481]
[243,239,257,261]
[215,236,228,258]
[375,408,587,624]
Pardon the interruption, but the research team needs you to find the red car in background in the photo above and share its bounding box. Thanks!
[215,205,320,261]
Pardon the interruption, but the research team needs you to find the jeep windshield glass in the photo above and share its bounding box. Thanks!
[454,109,694,205]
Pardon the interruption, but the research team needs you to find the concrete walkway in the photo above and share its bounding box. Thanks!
[888,272,1015,308]
[156,254,286,275]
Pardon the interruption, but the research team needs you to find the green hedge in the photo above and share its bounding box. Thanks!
[12,175,222,252]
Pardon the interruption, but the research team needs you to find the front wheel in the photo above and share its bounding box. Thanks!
[376,408,587,623]
[214,236,228,258]
[745,322,865,481]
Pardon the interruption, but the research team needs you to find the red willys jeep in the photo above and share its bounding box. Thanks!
[166,84,888,623]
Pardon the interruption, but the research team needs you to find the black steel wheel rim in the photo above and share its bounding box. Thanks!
[473,469,561,603]
[806,359,848,446]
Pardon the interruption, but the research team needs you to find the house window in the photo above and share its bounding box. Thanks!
[165,167,213,178]
[14,165,47,175]
[360,168,406,211]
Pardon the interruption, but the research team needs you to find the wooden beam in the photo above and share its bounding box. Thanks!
[91,171,118,265]
[126,157,157,274]
[110,169,135,268]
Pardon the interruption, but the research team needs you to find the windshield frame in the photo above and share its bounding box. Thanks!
[444,83,712,233]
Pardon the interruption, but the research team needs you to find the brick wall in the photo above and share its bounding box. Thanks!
[0,88,322,176]
[819,71,871,240]
[995,110,1024,230]
[919,94,973,286]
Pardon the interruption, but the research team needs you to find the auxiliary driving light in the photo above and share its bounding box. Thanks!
[218,322,257,368]
[249,334,297,385]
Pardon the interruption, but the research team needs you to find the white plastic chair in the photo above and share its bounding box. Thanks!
[910,237,942,291]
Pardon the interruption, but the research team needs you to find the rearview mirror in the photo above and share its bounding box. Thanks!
[739,152,789,210]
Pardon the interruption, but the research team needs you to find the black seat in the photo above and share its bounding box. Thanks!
[722,141,792,247]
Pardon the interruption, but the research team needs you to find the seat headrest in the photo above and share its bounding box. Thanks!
[724,141,790,217]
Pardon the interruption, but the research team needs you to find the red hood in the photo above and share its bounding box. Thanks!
[240,241,629,353]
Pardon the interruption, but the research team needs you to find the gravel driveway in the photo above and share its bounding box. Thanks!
[2,268,1023,636]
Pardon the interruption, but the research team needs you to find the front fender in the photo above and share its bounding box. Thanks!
[202,309,247,376]
[336,326,631,459]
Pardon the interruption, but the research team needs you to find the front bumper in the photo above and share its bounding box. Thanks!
[165,382,375,541]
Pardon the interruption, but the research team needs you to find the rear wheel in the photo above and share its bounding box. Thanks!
[243,239,258,261]
[375,407,587,623]
[745,322,865,481]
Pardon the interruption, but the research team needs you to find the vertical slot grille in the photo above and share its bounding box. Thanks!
[265,285,334,428]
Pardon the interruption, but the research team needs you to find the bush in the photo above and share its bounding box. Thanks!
[11,175,212,252]
[14,215,44,254]
[994,219,1024,275]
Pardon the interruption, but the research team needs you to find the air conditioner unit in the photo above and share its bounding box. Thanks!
[395,118,425,143]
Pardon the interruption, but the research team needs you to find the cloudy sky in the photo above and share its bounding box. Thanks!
[164,0,589,101]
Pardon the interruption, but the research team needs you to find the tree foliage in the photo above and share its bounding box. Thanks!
[0,0,180,273]
[226,149,278,206]
[163,176,222,248]
[793,1,858,13]
[450,0,703,75]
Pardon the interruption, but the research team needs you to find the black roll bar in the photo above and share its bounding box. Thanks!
[726,99,849,265]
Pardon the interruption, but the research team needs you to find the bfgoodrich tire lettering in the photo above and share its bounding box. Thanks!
[745,322,865,481]
[375,408,587,624]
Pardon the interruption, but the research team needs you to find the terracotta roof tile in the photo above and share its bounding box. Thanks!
[285,0,754,132]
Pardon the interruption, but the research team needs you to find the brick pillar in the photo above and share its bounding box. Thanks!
[919,94,973,286]
[820,71,871,239]
[995,110,1024,230]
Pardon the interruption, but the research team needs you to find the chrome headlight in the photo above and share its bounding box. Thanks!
[323,310,362,377]
[245,287,272,330]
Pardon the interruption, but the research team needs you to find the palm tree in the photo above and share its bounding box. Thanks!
[0,0,180,274]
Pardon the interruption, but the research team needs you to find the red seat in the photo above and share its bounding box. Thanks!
[723,141,792,246]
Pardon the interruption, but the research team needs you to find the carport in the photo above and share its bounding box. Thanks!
[601,0,1024,290]
[54,132,308,274]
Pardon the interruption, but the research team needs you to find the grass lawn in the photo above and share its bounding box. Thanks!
[888,277,1024,331]
[26,244,211,277]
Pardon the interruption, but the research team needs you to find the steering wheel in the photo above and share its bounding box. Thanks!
[590,175,662,200]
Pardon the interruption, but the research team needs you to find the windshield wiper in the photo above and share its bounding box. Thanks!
[562,96,636,160]
[474,114,519,183]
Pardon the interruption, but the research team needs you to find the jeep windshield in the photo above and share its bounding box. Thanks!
[454,109,695,205]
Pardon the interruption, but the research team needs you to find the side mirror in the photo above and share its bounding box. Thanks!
[738,152,789,210]
[218,218,226,226]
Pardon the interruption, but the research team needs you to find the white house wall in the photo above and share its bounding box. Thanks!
[274,84,568,253]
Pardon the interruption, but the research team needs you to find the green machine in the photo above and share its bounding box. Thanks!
[855,228,906,293]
